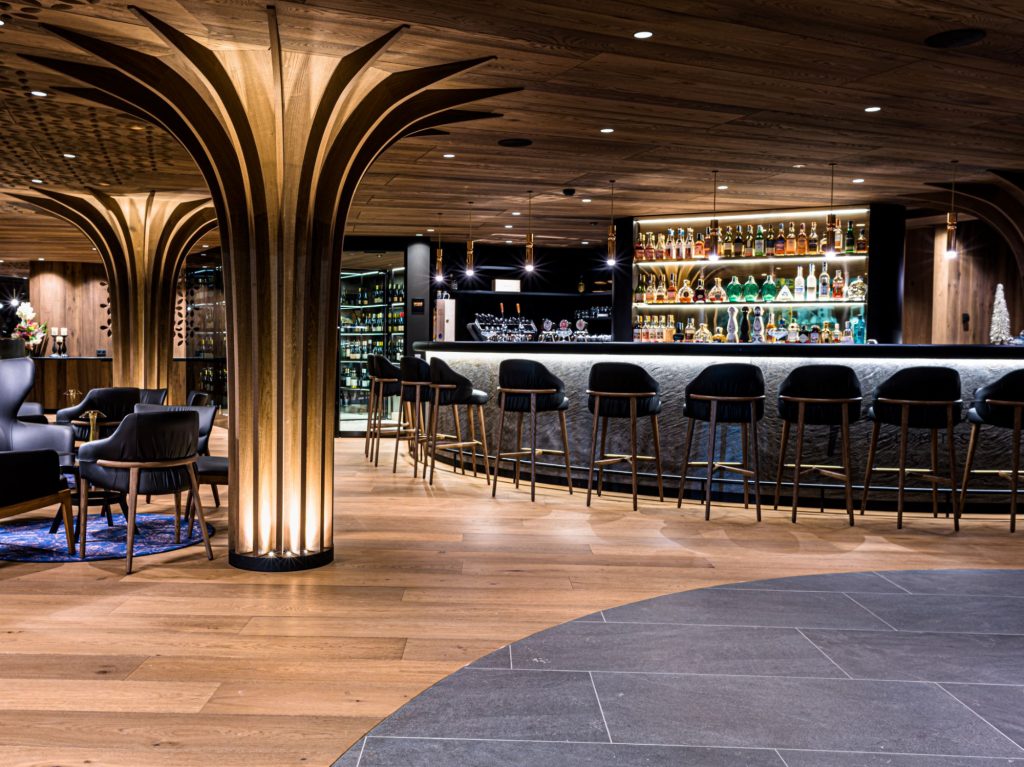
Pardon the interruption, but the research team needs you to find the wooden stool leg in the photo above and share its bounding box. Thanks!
[930,428,939,518]
[677,418,694,508]
[791,403,805,523]
[841,407,854,526]
[529,393,539,502]
[453,405,465,475]
[860,420,880,515]
[774,419,790,511]
[374,388,387,467]
[741,422,750,509]
[173,491,182,544]
[586,398,600,507]
[412,388,423,478]
[896,406,910,529]
[78,478,89,559]
[946,406,960,532]
[392,398,407,474]
[364,380,376,458]
[467,405,479,478]
[478,404,492,486]
[597,416,608,497]
[629,398,639,511]
[125,467,140,575]
[959,422,979,510]
[705,402,718,521]
[514,413,523,488]
[559,410,573,494]
[1012,412,1021,533]
[428,395,442,485]
[492,396,506,498]
[651,414,664,502]
[750,407,762,522]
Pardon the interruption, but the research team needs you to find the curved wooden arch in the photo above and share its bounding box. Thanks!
[5,190,215,389]
[27,6,517,570]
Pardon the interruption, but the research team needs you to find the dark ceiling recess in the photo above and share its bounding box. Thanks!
[924,28,986,48]
[497,138,533,147]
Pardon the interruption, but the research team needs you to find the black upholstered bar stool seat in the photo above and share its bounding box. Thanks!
[428,358,491,486]
[860,366,962,530]
[586,362,664,511]
[678,363,765,521]
[960,369,1024,531]
[492,359,572,502]
[773,364,862,526]
[365,355,404,467]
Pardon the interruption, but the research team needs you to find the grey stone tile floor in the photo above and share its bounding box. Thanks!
[334,570,1024,766]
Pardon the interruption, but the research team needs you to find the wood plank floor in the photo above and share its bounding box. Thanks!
[1,430,1022,767]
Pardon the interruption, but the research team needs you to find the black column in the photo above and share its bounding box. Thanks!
[867,204,906,344]
[405,241,431,352]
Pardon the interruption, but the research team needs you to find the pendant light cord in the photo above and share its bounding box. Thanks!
[950,160,958,214]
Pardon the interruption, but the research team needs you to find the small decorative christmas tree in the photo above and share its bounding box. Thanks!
[990,283,1012,345]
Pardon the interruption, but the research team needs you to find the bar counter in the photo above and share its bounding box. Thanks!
[416,342,1024,512]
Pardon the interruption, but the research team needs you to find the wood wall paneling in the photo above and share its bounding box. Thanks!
[28,358,113,411]
[28,261,110,357]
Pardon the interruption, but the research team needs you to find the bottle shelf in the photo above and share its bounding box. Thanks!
[634,253,868,268]
[634,300,866,310]
[339,331,384,335]
[340,303,388,309]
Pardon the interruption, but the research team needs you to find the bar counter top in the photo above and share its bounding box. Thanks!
[416,341,1024,360]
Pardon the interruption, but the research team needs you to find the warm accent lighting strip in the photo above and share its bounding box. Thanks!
[634,300,866,309]
[637,208,869,226]
[635,254,867,268]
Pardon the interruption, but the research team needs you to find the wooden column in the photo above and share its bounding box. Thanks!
[29,8,512,570]
[6,191,215,390]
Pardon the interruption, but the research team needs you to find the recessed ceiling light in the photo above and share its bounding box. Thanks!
[30,178,43,184]
[505,240,513,244]
[851,178,865,183]
[129,124,145,131]
[202,244,209,248]
[581,240,590,245]
[792,164,806,168]
[600,128,615,134]
[30,90,47,98]
[511,211,521,216]
[717,184,729,190]
[426,228,435,233]
[415,233,423,236]
[442,153,455,159]
[0,260,5,264]
[581,198,592,203]
[62,153,76,159]
[37,257,44,261]
[0,20,5,27]
[504,224,513,229]
[633,31,653,39]
[864,106,882,112]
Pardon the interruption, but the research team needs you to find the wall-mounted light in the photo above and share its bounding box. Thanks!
[945,159,959,259]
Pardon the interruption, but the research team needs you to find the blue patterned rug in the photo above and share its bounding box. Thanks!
[0,514,215,563]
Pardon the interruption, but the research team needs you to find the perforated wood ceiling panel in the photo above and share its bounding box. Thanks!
[1,0,1023,260]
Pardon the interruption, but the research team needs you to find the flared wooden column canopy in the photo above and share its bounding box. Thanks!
[5,189,215,389]
[26,6,514,571]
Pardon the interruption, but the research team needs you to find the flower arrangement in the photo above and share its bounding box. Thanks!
[12,302,48,351]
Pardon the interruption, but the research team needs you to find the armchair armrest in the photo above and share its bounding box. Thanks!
[0,450,67,509]
[11,421,74,456]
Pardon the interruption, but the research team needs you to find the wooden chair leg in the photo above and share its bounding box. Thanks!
[860,420,880,515]
[78,478,89,559]
[211,483,221,508]
[60,491,74,555]
[677,417,694,508]
[750,408,762,522]
[187,464,214,560]
[946,406,960,532]
[530,394,538,502]
[103,503,114,526]
[959,422,979,511]
[896,407,910,529]
[651,414,664,502]
[705,402,718,521]
[125,467,140,575]
[173,491,182,544]
[365,379,376,458]
[1012,414,1021,533]
[597,416,608,497]
[629,398,639,511]
[774,419,791,511]
[559,410,573,494]
[513,413,523,488]
[452,405,466,475]
[930,428,940,518]
[741,422,750,509]
[467,405,479,478]
[492,397,506,498]
[791,404,805,523]
[478,404,491,486]
[586,398,600,507]
[841,407,854,526]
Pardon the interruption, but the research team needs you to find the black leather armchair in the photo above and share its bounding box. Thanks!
[56,387,141,441]
[0,449,75,555]
[0,357,74,458]
[77,410,213,573]
[140,388,168,405]
[186,390,211,406]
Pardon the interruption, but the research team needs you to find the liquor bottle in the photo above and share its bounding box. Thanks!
[655,275,666,303]
[808,221,820,254]
[722,226,734,257]
[743,225,754,257]
[708,276,726,302]
[693,273,707,303]
[834,218,844,253]
[783,221,796,255]
[578,275,586,293]
[832,269,845,299]
[645,232,656,261]
[675,229,685,259]
[640,316,650,342]
[695,322,712,343]
[807,263,817,300]
[663,316,675,343]
[799,325,810,344]
[761,272,778,302]
[667,229,677,260]
[726,275,743,302]
[777,278,793,302]
[633,278,644,305]
[644,275,656,304]
[739,307,750,342]
[787,316,800,343]
[845,221,856,253]
[765,224,776,256]
[794,266,805,301]
[856,225,868,253]
[694,229,705,258]
[765,309,777,343]
[809,324,821,344]
[754,224,766,257]
[681,228,692,258]
[796,222,808,255]
[751,306,765,343]
[853,316,867,344]
[821,322,833,344]
[683,317,696,342]
[666,272,678,302]
[743,275,759,302]
[726,306,739,343]
[656,232,668,259]
[679,279,694,303]
[848,275,868,301]
[735,226,746,257]
[818,262,831,300]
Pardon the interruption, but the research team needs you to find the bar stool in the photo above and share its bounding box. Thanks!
[860,367,962,530]
[959,369,1024,532]
[428,358,491,486]
[677,363,765,521]
[366,355,402,467]
[586,362,664,511]
[492,359,573,502]
[393,356,433,477]
[773,364,862,526]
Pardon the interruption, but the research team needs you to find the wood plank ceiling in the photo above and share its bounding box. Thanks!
[0,0,1021,264]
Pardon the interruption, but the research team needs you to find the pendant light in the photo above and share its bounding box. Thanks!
[465,202,475,277]
[606,180,617,266]
[945,160,959,259]
[708,170,720,260]
[433,213,444,283]
[824,162,838,257]
[524,190,535,273]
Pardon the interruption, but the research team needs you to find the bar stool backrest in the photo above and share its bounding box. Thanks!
[973,369,1024,428]
[430,357,474,406]
[367,354,381,379]
[377,357,401,380]
[587,361,661,417]
[685,363,765,422]
[499,359,565,412]
[400,356,432,403]
[872,366,961,428]
[778,364,862,425]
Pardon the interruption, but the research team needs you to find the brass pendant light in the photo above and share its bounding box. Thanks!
[524,190,535,273]
[824,162,838,257]
[465,202,475,277]
[945,160,959,259]
[606,179,617,266]
[433,213,444,283]
[708,170,720,260]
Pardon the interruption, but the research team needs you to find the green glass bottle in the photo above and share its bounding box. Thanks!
[761,272,778,302]
[726,275,743,302]
[742,275,759,302]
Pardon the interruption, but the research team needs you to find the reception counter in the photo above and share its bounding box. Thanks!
[416,342,1024,513]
